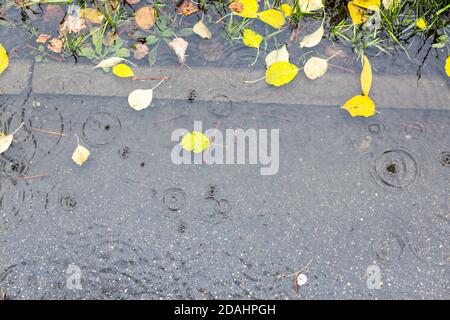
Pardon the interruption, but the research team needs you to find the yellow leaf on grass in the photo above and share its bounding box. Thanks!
[299,0,324,13]
[348,1,367,25]
[445,56,450,77]
[416,18,427,30]
[0,132,13,154]
[280,4,293,17]
[0,43,9,75]
[352,0,380,11]
[230,0,259,18]
[112,63,135,78]
[80,8,104,24]
[258,9,286,29]
[181,132,210,153]
[361,55,372,96]
[242,29,263,48]
[341,95,376,117]
[266,61,299,87]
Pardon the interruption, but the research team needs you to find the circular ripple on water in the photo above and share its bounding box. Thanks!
[82,112,121,147]
[0,145,30,178]
[439,151,450,167]
[207,93,233,118]
[0,179,35,232]
[163,188,186,212]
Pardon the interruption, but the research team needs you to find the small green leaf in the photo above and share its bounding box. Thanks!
[160,29,173,38]
[146,35,159,45]
[177,28,194,37]
[148,46,158,66]
[116,47,130,58]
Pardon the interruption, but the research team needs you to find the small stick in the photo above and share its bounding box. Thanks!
[132,76,170,81]
[31,128,67,137]
[151,112,187,124]
[17,173,49,180]
[260,112,290,121]
[328,63,355,74]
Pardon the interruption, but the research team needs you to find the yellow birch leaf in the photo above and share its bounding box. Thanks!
[112,63,135,78]
[341,95,376,117]
[266,61,299,87]
[280,4,293,17]
[80,8,104,24]
[230,0,259,18]
[361,55,372,96]
[416,18,427,30]
[352,0,380,11]
[348,1,367,25]
[242,29,263,48]
[0,132,13,154]
[445,56,450,77]
[181,132,210,153]
[72,145,91,166]
[258,9,286,29]
[0,43,9,75]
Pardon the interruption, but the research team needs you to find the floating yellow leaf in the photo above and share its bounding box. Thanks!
[72,135,90,166]
[0,132,13,154]
[299,0,324,13]
[280,4,293,17]
[416,18,427,30]
[341,95,376,117]
[304,57,328,80]
[80,8,104,24]
[112,63,135,78]
[181,132,210,153]
[0,43,9,75]
[258,9,286,29]
[266,61,299,87]
[445,56,450,77]
[229,0,259,18]
[242,29,263,48]
[300,24,324,48]
[348,1,367,25]
[361,55,372,96]
[352,0,380,11]
[265,45,289,67]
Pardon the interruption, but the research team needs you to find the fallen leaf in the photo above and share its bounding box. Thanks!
[0,132,13,154]
[300,24,324,48]
[80,8,104,24]
[265,45,289,67]
[266,61,299,87]
[72,135,90,166]
[126,0,141,4]
[168,37,189,64]
[193,20,212,40]
[361,55,372,96]
[382,0,395,9]
[299,0,324,13]
[0,43,9,75]
[229,0,259,18]
[128,89,153,111]
[133,43,149,60]
[304,57,328,80]
[348,1,367,25]
[280,4,293,17]
[176,0,200,16]
[242,29,263,48]
[36,34,51,43]
[135,6,156,30]
[43,5,65,23]
[416,18,427,30]
[258,9,286,29]
[93,57,135,69]
[445,56,450,77]
[47,38,64,53]
[181,132,210,153]
[103,31,119,46]
[341,95,376,117]
[352,0,380,11]
[112,63,135,78]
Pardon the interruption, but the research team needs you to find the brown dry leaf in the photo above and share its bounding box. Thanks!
[193,20,212,39]
[59,16,86,35]
[36,34,51,43]
[135,6,156,30]
[176,0,200,16]
[80,8,104,24]
[133,43,149,60]
[168,37,189,64]
[47,38,63,53]
[228,2,244,13]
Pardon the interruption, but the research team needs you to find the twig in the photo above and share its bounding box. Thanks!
[31,128,67,137]
[260,112,290,121]
[17,173,49,180]
[328,63,355,74]
[151,112,187,124]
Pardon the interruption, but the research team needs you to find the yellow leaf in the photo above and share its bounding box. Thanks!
[416,18,427,30]
[300,24,324,48]
[230,0,259,18]
[112,63,135,78]
[80,8,104,24]
[242,29,263,48]
[299,0,324,13]
[181,132,210,153]
[341,95,376,117]
[0,43,9,75]
[304,57,328,80]
[0,132,13,154]
[445,56,450,77]
[352,0,380,11]
[266,61,299,87]
[258,9,286,29]
[280,4,293,17]
[72,145,91,166]
[361,55,372,96]
[348,1,367,25]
